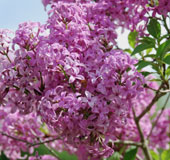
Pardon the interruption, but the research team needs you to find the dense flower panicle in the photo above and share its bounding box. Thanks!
[0,110,44,160]
[0,29,13,54]
[0,29,14,75]
[43,0,150,34]
[0,17,145,159]
[47,2,91,51]
[114,76,170,151]
[13,22,46,51]
[0,30,14,61]
[36,46,145,159]
[114,76,158,142]
[0,23,48,114]
[43,0,170,34]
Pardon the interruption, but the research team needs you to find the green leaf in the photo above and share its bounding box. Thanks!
[124,146,138,160]
[0,152,9,160]
[165,66,170,77]
[21,145,78,160]
[144,54,156,58]
[147,18,161,39]
[39,123,49,135]
[128,31,138,48]
[139,37,155,45]
[149,111,158,121]
[158,34,170,43]
[150,150,159,160]
[149,78,161,82]
[161,150,170,160]
[57,151,78,160]
[141,71,152,77]
[151,63,160,73]
[34,144,55,156]
[107,152,120,160]
[163,53,170,65]
[34,145,78,160]
[157,59,166,65]
[124,48,132,54]
[132,43,154,56]
[156,39,170,59]
[146,48,153,54]
[137,60,152,70]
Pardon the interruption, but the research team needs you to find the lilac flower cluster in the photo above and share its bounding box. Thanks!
[0,0,170,160]
[0,110,44,159]
[114,76,169,145]
[43,0,150,33]
[42,0,170,33]
[113,76,170,158]
[0,3,145,159]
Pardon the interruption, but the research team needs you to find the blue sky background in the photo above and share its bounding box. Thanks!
[0,0,47,30]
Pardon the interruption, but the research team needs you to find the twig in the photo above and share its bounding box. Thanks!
[0,131,32,145]
[0,131,60,147]
[136,154,143,160]
[30,137,60,147]
[0,131,61,159]
[38,139,61,160]
[45,144,61,159]
[5,54,12,63]
[144,84,157,92]
[162,16,170,35]
[132,108,145,144]
[137,83,165,121]
[147,92,170,139]
[144,84,170,93]
[132,107,153,160]
[113,140,142,147]
[159,89,170,93]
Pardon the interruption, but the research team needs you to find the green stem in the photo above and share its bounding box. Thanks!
[147,92,170,139]
[39,71,45,92]
[45,145,61,160]
[59,65,76,92]
[113,140,142,147]
[132,108,153,160]
[5,54,12,63]
[162,16,170,36]
[137,83,165,121]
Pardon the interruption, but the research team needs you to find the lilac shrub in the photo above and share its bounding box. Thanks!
[0,0,170,160]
